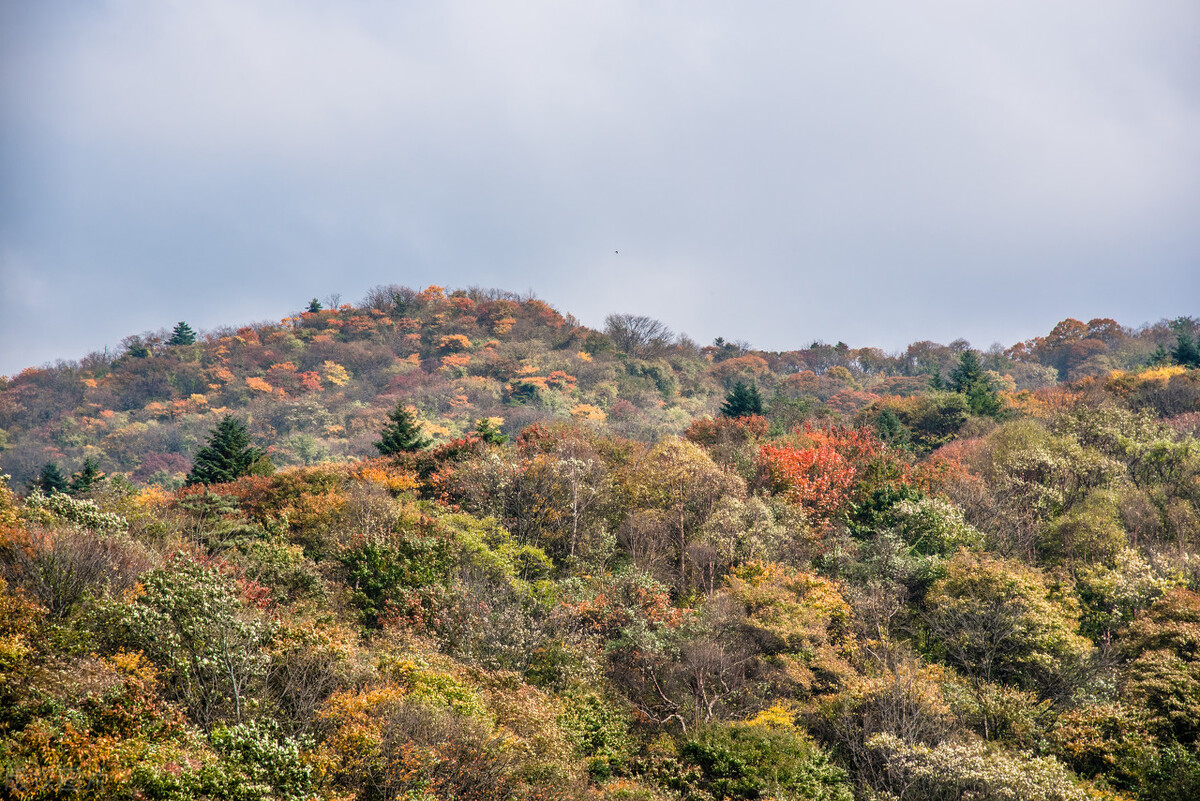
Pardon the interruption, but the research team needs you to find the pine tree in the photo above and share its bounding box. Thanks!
[1148,344,1170,366]
[375,404,432,455]
[474,417,508,445]
[720,381,764,418]
[124,337,151,358]
[873,407,908,447]
[307,298,323,313]
[949,350,1003,417]
[948,350,984,393]
[35,463,69,494]
[186,415,264,485]
[69,457,103,495]
[167,321,196,346]
[1171,331,1200,368]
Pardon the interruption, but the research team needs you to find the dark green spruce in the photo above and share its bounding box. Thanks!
[721,381,764,418]
[167,321,197,346]
[186,415,266,485]
[375,403,432,455]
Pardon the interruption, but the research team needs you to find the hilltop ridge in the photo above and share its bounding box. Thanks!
[0,284,1193,488]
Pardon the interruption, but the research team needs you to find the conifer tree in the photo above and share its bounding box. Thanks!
[1171,331,1200,368]
[186,415,264,485]
[375,403,432,455]
[307,298,323,313]
[69,457,103,495]
[1148,344,1170,366]
[873,407,908,447]
[948,350,984,393]
[474,417,508,445]
[167,321,196,346]
[124,337,151,358]
[720,381,764,418]
[35,463,69,494]
[949,350,1002,417]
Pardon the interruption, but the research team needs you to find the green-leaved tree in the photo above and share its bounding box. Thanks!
[186,415,268,486]
[375,403,432,455]
[1171,331,1200,368]
[69,457,103,495]
[35,462,69,495]
[949,350,1003,417]
[721,381,764,418]
[474,417,508,445]
[167,321,196,346]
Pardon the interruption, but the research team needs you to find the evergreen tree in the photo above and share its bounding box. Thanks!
[872,407,908,447]
[124,337,151,358]
[1171,331,1200,368]
[964,379,1003,418]
[69,457,103,495]
[375,403,432,455]
[186,415,264,486]
[35,462,69,494]
[474,417,508,445]
[949,350,1003,417]
[720,381,764,418]
[1148,344,1170,366]
[169,318,196,345]
[307,298,323,313]
[948,350,984,393]
[927,371,946,391]
[167,321,196,346]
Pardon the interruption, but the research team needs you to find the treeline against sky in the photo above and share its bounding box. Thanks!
[1,287,1199,800]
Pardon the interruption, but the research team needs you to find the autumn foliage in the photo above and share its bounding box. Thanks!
[0,299,1198,801]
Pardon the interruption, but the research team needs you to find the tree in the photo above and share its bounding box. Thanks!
[123,336,151,359]
[68,457,103,495]
[307,298,323,313]
[628,438,733,587]
[948,350,984,394]
[721,381,764,418]
[1171,332,1200,368]
[186,415,265,485]
[923,551,1093,696]
[375,403,432,455]
[35,462,68,494]
[474,417,508,445]
[604,313,673,357]
[167,321,196,346]
[104,553,269,728]
[1148,344,1171,366]
[949,350,1002,417]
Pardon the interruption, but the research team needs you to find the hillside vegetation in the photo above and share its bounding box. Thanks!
[1,286,1199,800]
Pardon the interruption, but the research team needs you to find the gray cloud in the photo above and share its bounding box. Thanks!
[2,0,1197,374]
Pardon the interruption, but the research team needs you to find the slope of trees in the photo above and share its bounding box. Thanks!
[0,289,1198,799]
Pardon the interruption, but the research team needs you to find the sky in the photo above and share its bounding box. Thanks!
[1,1,1197,376]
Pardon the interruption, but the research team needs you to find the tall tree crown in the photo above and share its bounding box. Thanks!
[720,381,764,418]
[167,321,196,346]
[375,404,432,455]
[186,415,265,485]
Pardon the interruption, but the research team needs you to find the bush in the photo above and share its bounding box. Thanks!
[863,733,1121,801]
[98,552,270,729]
[679,718,852,801]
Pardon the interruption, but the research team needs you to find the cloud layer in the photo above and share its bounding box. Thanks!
[2,1,1197,374]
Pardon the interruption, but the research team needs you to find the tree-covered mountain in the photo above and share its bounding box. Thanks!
[1,286,1198,800]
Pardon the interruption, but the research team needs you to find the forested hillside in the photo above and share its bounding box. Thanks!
[2,286,1199,800]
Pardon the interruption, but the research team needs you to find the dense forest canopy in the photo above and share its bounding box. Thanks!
[1,285,1199,800]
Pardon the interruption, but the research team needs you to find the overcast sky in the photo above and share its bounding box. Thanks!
[2,1,1197,376]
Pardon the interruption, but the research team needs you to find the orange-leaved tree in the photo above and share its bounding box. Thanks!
[758,424,892,529]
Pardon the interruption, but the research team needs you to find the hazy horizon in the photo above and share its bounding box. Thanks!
[3,1,1197,376]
